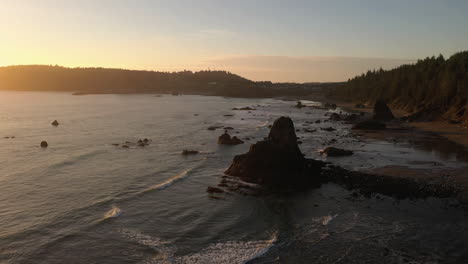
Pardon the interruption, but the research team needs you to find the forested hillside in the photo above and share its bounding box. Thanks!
[329,51,468,124]
[0,65,321,98]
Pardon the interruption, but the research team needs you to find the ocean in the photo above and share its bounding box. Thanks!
[0,91,466,263]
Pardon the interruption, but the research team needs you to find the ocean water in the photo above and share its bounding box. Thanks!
[0,92,466,264]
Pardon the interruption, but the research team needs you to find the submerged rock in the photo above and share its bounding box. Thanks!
[352,120,386,130]
[218,132,244,145]
[373,100,395,121]
[182,149,199,155]
[40,141,48,148]
[321,147,353,157]
[232,106,256,111]
[225,116,326,188]
[206,186,224,194]
[51,120,59,126]
[295,101,306,108]
[329,113,341,121]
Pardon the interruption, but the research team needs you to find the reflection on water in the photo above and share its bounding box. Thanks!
[0,92,466,264]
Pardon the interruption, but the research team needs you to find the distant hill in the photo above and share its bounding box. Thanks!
[0,65,330,98]
[328,51,468,124]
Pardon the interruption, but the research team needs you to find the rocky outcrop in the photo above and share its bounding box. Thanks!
[51,120,59,126]
[218,132,244,145]
[40,141,48,148]
[225,116,326,188]
[320,147,353,157]
[373,100,395,121]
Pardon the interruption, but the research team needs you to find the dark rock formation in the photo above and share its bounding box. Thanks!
[218,132,244,145]
[40,141,48,148]
[225,116,326,188]
[352,120,386,130]
[321,147,353,157]
[329,113,341,121]
[373,100,395,121]
[321,127,336,132]
[182,149,199,155]
[51,120,59,126]
[206,186,224,194]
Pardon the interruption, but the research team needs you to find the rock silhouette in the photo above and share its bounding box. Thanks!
[373,100,395,121]
[51,120,59,126]
[225,116,326,188]
[218,132,244,145]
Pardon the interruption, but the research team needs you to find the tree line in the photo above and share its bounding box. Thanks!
[329,51,468,123]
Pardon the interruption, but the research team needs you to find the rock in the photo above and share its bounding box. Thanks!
[207,186,224,194]
[315,120,321,124]
[224,127,234,130]
[112,143,120,146]
[320,147,353,157]
[295,101,306,108]
[224,114,234,117]
[329,113,341,121]
[232,107,256,110]
[303,128,317,133]
[324,103,337,109]
[143,138,149,143]
[225,116,326,188]
[51,120,59,126]
[122,145,129,148]
[344,114,359,122]
[208,126,223,131]
[40,141,48,148]
[182,149,199,155]
[355,103,365,108]
[321,127,336,132]
[218,132,244,145]
[373,100,395,121]
[352,120,386,130]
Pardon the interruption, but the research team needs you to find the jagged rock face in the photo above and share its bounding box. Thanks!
[373,100,395,121]
[218,132,244,145]
[225,116,324,188]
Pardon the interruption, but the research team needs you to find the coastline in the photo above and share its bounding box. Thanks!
[322,97,468,148]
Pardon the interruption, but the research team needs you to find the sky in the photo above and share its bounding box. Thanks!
[0,0,467,82]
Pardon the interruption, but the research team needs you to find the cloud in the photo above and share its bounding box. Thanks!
[202,55,415,82]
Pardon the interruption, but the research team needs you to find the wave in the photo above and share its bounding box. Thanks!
[119,228,278,264]
[141,169,192,194]
[102,206,122,220]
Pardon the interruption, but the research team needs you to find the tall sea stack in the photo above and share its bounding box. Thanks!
[225,116,325,188]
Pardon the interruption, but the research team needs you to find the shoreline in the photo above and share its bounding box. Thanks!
[315,96,468,148]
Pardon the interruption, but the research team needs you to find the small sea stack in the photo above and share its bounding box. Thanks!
[373,100,395,121]
[40,141,48,148]
[225,116,326,188]
[218,132,244,145]
[51,120,59,126]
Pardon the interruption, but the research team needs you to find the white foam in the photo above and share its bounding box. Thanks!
[120,229,277,264]
[142,169,191,193]
[103,206,122,219]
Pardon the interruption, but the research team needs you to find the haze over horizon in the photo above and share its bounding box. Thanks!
[1,0,467,82]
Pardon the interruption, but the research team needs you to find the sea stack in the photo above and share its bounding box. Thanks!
[373,100,394,121]
[40,141,48,148]
[51,120,59,126]
[225,116,325,188]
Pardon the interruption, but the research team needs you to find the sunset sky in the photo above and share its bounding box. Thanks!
[1,0,467,82]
